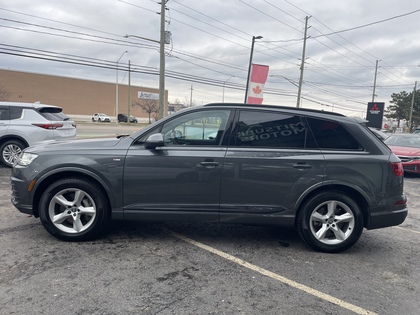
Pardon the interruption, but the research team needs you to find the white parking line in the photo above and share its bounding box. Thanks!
[169,230,378,315]
[394,226,420,234]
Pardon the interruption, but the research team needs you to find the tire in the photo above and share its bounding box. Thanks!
[0,139,26,167]
[39,178,109,241]
[297,191,364,253]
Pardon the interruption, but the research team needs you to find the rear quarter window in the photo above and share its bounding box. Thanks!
[306,117,361,150]
[10,107,23,119]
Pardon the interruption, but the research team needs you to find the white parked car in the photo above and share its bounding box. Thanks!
[0,101,77,167]
[92,113,111,122]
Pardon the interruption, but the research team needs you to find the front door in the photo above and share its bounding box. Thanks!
[123,109,233,221]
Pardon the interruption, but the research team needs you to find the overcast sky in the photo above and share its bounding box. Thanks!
[1,0,420,117]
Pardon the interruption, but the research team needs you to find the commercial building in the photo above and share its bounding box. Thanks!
[0,69,167,122]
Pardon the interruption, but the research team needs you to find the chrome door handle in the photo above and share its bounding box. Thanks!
[199,161,220,168]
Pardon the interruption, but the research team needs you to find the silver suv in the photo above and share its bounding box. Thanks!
[0,101,76,167]
[11,103,408,252]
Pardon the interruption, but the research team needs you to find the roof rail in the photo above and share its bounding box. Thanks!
[203,103,345,116]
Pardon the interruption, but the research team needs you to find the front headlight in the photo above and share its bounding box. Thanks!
[16,152,38,166]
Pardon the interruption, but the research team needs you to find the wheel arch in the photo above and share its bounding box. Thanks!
[294,184,370,228]
[32,169,113,218]
[0,135,29,148]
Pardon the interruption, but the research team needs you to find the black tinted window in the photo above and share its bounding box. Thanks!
[306,117,361,150]
[0,107,9,120]
[234,110,313,148]
[10,107,23,119]
[38,107,70,121]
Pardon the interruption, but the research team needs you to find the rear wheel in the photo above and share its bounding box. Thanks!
[297,191,364,253]
[39,178,109,241]
[0,139,26,167]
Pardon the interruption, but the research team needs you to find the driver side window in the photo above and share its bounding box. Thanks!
[161,109,231,146]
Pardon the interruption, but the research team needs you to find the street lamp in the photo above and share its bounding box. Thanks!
[244,35,263,103]
[116,51,128,123]
[124,33,165,120]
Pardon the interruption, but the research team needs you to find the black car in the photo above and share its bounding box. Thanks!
[117,113,137,123]
[11,103,407,253]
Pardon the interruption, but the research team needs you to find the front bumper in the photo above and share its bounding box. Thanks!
[10,175,36,216]
[402,162,420,174]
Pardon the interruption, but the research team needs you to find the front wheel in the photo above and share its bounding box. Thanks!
[39,178,109,241]
[297,191,364,253]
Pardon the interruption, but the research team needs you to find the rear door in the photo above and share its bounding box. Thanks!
[219,109,325,223]
[0,106,10,137]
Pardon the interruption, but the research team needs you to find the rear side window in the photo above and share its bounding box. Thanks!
[306,117,361,150]
[38,107,70,121]
[0,107,9,120]
[234,110,316,149]
[0,107,27,120]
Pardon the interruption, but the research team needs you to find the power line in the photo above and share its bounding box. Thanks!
[311,8,420,39]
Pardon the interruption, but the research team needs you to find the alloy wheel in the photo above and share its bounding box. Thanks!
[48,188,97,234]
[309,200,355,245]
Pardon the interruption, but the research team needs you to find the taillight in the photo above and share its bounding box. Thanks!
[32,123,63,130]
[72,123,77,128]
[390,162,404,176]
[395,198,407,205]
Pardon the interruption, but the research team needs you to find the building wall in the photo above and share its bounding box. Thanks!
[0,69,167,120]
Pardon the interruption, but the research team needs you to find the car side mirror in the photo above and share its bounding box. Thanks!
[145,133,164,149]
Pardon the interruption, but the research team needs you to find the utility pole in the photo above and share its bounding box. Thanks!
[372,60,379,102]
[127,60,131,122]
[158,0,167,120]
[115,51,127,123]
[409,81,417,131]
[296,16,310,108]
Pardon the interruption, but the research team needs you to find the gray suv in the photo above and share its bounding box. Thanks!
[0,102,76,167]
[11,104,408,252]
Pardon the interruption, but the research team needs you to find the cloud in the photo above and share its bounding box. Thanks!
[1,0,420,116]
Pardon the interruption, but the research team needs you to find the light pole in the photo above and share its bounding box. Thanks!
[244,35,262,103]
[222,76,232,103]
[116,51,128,123]
[125,33,165,120]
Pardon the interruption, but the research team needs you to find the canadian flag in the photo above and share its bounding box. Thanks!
[247,64,269,104]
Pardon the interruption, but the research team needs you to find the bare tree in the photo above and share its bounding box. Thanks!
[0,85,11,101]
[132,98,159,123]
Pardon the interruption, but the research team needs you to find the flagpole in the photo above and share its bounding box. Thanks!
[245,35,262,103]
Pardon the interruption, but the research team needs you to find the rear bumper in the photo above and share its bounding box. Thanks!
[366,207,408,230]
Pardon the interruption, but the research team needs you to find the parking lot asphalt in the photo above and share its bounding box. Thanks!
[1,143,419,314]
